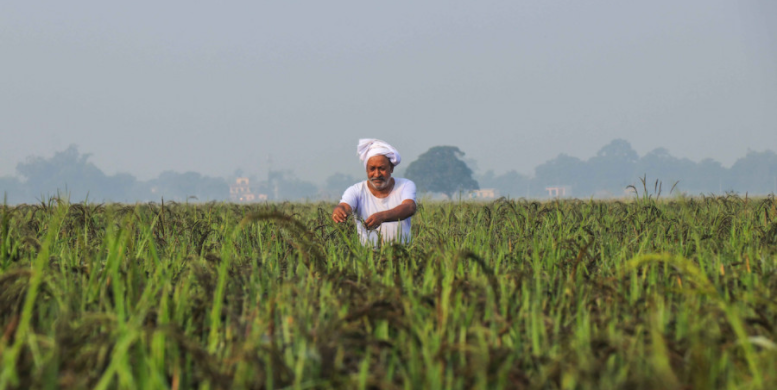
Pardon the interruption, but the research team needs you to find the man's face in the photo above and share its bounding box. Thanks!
[366,155,394,191]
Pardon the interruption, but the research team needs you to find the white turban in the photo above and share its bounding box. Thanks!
[357,139,401,168]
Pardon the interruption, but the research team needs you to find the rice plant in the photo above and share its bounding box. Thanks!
[0,194,775,389]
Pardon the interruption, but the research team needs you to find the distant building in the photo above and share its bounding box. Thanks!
[470,188,498,199]
[545,186,570,198]
[229,177,268,203]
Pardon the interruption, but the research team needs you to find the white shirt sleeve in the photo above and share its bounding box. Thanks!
[400,180,417,203]
[339,184,360,211]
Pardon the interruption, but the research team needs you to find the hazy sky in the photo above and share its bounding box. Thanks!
[2,1,775,184]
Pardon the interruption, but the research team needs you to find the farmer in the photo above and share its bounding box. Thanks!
[331,139,417,244]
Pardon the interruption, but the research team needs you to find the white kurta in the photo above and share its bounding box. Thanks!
[339,178,417,245]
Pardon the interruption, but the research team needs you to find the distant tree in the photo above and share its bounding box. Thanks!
[587,139,639,193]
[405,146,479,199]
[16,145,138,202]
[477,169,530,198]
[534,154,588,195]
[691,158,727,194]
[279,178,319,200]
[324,173,357,199]
[595,139,639,161]
[634,148,695,194]
[258,170,319,201]
[729,150,777,194]
[0,176,26,204]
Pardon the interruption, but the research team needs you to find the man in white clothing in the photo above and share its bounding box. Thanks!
[332,139,417,244]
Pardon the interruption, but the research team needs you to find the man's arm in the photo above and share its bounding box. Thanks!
[332,202,353,223]
[363,199,416,229]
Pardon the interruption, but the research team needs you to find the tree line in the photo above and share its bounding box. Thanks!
[0,146,318,204]
[476,139,777,198]
[1,140,775,204]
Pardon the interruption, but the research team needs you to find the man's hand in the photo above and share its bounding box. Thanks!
[332,203,352,223]
[363,199,416,230]
[363,212,386,230]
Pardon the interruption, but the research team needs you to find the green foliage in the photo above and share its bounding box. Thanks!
[1,195,777,389]
[405,146,479,198]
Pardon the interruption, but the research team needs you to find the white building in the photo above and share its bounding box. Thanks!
[229,178,268,203]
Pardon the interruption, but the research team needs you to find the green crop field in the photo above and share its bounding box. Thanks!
[1,192,776,389]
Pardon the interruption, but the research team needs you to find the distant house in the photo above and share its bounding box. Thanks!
[470,188,498,199]
[545,186,570,198]
[229,177,268,203]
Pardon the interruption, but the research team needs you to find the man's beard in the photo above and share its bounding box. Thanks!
[369,177,390,190]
